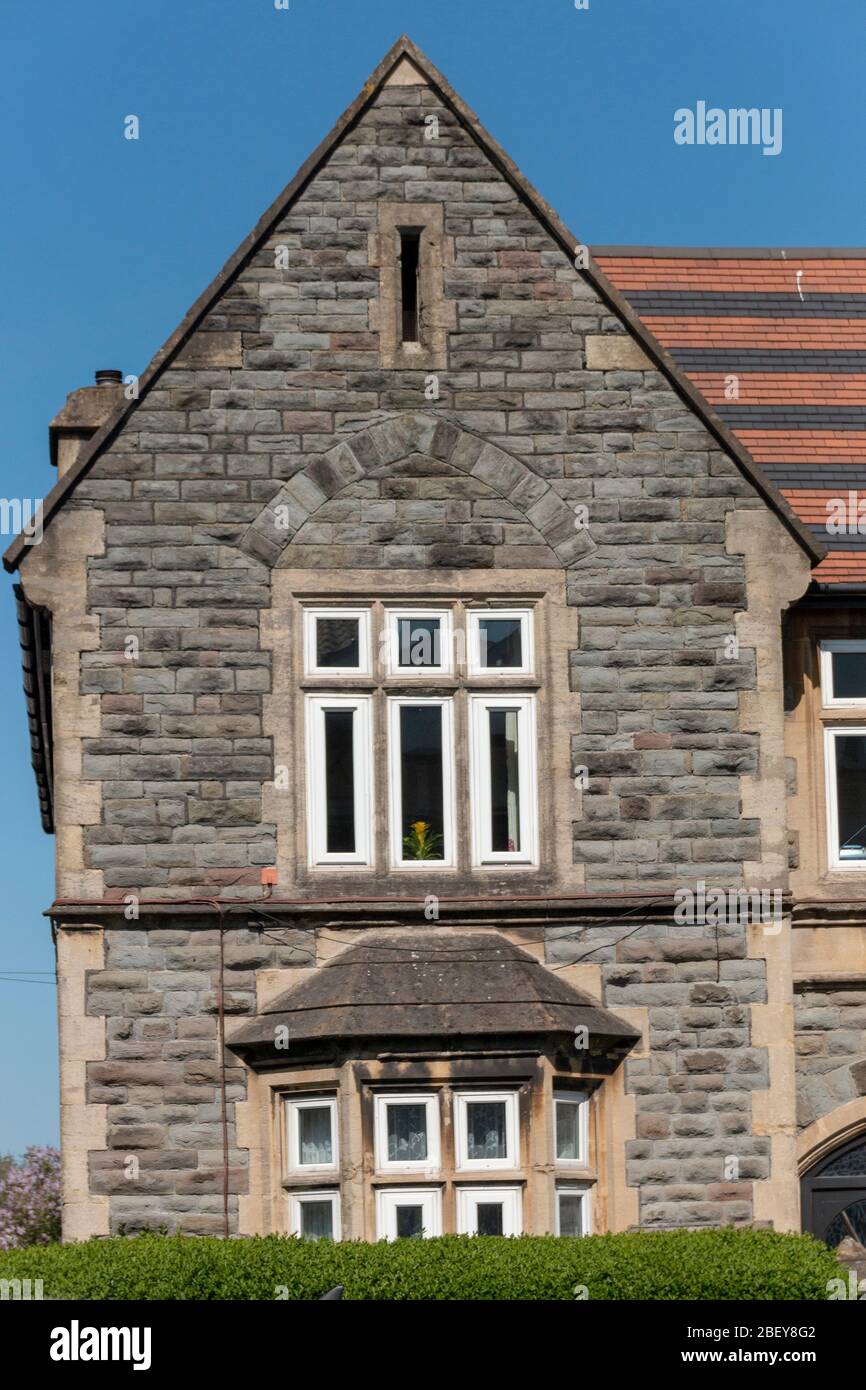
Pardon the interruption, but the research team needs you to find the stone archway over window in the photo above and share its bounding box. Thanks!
[238,412,596,571]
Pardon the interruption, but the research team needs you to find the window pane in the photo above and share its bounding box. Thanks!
[832,650,866,700]
[298,1106,333,1166]
[834,735,866,860]
[476,1202,504,1236]
[466,1101,507,1160]
[300,1200,334,1240]
[400,706,444,861]
[396,1205,424,1239]
[558,1193,584,1238]
[324,709,355,853]
[556,1101,580,1161]
[400,230,421,344]
[387,1104,428,1162]
[479,617,522,668]
[316,617,359,668]
[397,617,441,668]
[489,710,520,852]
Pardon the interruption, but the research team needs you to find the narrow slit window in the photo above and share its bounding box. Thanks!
[325,709,355,854]
[400,230,421,344]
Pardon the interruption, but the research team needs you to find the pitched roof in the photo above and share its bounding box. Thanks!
[596,247,866,586]
[3,35,821,572]
[227,930,641,1059]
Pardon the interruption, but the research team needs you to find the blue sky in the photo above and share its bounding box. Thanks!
[0,0,863,1153]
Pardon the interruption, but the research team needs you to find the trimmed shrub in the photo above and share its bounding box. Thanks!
[0,1227,840,1300]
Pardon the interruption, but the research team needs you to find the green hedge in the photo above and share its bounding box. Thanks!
[0,1228,840,1300]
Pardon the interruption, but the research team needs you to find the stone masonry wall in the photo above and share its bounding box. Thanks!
[39,70,804,1232]
[795,985,866,1131]
[87,922,310,1235]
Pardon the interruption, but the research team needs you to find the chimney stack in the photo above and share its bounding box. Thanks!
[50,370,125,477]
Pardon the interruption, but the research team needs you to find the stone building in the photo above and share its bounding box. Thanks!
[6,36,866,1246]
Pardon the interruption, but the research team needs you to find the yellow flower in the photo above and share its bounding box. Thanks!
[411,821,429,836]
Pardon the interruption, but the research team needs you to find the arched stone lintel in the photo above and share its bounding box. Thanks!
[239,411,596,570]
[797,1097,866,1176]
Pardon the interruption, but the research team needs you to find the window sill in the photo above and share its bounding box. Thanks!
[370,1175,445,1188]
[283,1174,341,1190]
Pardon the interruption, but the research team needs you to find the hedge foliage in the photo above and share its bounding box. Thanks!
[0,1228,841,1300]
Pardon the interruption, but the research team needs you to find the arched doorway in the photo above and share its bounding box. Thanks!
[801,1132,866,1247]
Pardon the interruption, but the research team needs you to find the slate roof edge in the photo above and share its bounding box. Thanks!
[14,584,54,834]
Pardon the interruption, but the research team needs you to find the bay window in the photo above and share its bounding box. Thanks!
[279,1078,593,1241]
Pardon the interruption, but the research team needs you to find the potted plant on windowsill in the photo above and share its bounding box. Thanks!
[402,820,444,861]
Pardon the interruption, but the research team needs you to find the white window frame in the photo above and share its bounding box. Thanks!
[555,1183,592,1238]
[289,1189,341,1241]
[384,607,454,677]
[554,1091,589,1167]
[374,1093,441,1173]
[454,1090,520,1171]
[305,694,373,867]
[303,606,372,677]
[820,640,866,708]
[387,696,455,869]
[456,1185,523,1237]
[824,725,866,870]
[468,694,538,866]
[285,1094,339,1176]
[375,1186,443,1241]
[467,607,534,677]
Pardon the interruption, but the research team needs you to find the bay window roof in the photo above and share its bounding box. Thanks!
[228,930,640,1061]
